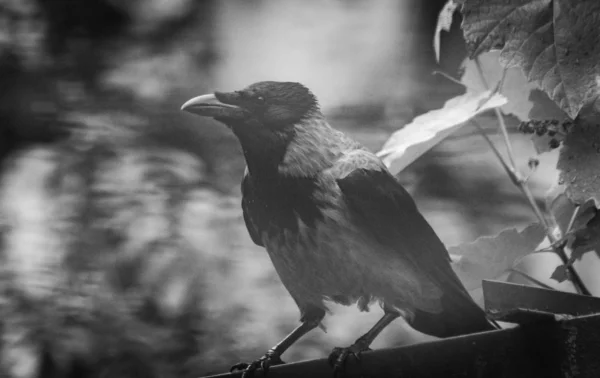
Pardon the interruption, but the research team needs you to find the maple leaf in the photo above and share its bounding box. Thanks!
[550,211,600,283]
[557,116,600,208]
[449,223,545,291]
[571,210,600,260]
[434,0,459,63]
[545,183,598,285]
[550,264,568,283]
[460,51,539,121]
[546,183,596,238]
[377,90,507,174]
[460,0,600,118]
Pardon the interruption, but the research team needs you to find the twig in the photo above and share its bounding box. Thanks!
[432,70,468,88]
[474,64,518,170]
[472,57,590,296]
[470,120,518,184]
[565,204,583,236]
[473,59,490,88]
[494,66,508,98]
[534,237,569,253]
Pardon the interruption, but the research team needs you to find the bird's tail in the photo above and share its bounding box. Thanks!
[411,289,496,338]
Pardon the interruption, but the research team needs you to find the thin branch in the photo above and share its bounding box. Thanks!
[479,67,509,114]
[534,237,569,253]
[565,204,583,236]
[472,57,590,296]
[495,66,508,96]
[470,120,519,184]
[519,184,551,230]
[474,58,490,88]
[494,106,518,169]
[477,63,518,170]
[432,70,468,88]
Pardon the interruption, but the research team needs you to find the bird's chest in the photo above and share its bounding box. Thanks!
[242,174,327,241]
[244,176,361,296]
[261,205,375,307]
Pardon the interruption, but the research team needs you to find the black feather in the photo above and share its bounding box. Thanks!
[337,169,422,248]
[241,172,326,246]
[337,168,494,337]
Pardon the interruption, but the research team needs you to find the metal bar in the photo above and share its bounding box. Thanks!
[200,313,600,378]
[483,280,600,322]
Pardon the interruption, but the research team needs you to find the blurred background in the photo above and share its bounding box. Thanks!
[0,0,559,376]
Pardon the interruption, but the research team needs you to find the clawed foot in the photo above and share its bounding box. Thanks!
[230,350,285,377]
[328,342,372,377]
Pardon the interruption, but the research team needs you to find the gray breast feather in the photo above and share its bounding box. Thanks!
[262,207,443,316]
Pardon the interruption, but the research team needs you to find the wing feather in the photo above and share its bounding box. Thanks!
[241,173,264,246]
[336,167,470,302]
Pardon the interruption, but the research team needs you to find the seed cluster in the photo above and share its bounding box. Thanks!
[518,119,573,150]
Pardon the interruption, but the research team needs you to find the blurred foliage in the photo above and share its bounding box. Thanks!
[0,0,236,376]
[0,142,209,376]
[0,0,231,170]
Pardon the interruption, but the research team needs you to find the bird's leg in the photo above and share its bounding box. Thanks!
[329,310,400,376]
[231,308,324,377]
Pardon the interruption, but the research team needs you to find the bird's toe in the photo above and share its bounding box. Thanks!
[230,350,285,377]
[230,362,249,372]
[328,343,371,377]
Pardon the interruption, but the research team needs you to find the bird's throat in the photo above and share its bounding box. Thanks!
[232,116,343,179]
[233,125,294,178]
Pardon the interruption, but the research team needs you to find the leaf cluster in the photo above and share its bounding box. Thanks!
[382,0,600,298]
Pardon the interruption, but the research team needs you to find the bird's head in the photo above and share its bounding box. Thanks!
[181,81,324,174]
[181,81,320,131]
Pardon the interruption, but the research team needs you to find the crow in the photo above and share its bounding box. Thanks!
[181,81,495,376]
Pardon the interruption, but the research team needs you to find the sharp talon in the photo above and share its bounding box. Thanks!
[231,351,285,377]
[336,350,349,374]
[230,362,249,372]
[241,361,261,378]
[333,364,344,378]
[328,347,341,367]
[240,364,256,378]
[328,343,370,377]
[355,346,372,362]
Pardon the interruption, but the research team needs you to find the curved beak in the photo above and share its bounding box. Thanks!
[180,93,243,119]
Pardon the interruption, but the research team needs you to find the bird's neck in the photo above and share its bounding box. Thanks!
[231,120,293,179]
[276,116,346,178]
[235,114,346,180]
